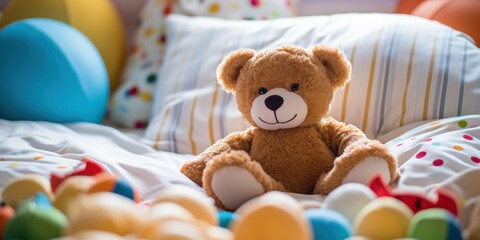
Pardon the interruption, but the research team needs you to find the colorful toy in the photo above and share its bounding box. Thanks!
[1,173,54,209]
[4,193,68,240]
[322,183,377,224]
[139,201,233,240]
[138,202,198,239]
[65,192,144,236]
[408,208,463,240]
[53,176,95,216]
[305,208,352,240]
[0,202,14,239]
[87,173,142,203]
[0,19,109,123]
[369,174,459,216]
[354,197,413,239]
[51,157,105,193]
[0,0,126,90]
[152,186,218,226]
[218,211,239,229]
[231,191,311,240]
[181,45,400,210]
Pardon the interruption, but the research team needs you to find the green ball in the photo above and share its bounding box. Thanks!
[4,207,68,240]
[408,208,463,240]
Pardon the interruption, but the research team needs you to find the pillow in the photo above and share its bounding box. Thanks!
[386,114,480,190]
[144,14,480,154]
[110,0,296,129]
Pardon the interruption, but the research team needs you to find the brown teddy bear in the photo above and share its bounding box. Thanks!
[181,45,400,210]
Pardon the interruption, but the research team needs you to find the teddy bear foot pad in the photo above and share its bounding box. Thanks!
[211,166,265,210]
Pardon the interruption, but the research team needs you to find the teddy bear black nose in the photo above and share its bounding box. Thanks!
[265,95,284,111]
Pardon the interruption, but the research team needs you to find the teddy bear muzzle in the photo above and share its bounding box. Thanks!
[250,88,308,130]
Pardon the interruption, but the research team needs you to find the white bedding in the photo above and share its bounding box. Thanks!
[1,115,479,213]
[0,119,202,200]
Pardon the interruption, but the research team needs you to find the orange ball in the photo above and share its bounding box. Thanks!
[411,0,480,47]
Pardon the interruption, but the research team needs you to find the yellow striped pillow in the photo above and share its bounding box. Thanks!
[145,14,480,154]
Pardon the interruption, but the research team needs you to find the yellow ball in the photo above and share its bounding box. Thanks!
[53,176,95,216]
[232,191,311,240]
[0,0,126,91]
[152,186,218,226]
[1,174,54,209]
[65,193,144,236]
[354,197,413,239]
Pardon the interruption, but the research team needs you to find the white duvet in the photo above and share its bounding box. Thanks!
[0,119,202,200]
[1,115,479,226]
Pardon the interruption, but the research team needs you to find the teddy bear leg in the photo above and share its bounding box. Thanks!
[315,140,399,195]
[202,150,285,211]
[341,156,390,185]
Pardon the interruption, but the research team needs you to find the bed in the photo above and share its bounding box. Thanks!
[1,2,480,239]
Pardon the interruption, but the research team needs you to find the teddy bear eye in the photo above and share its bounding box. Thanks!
[290,83,300,92]
[258,87,268,95]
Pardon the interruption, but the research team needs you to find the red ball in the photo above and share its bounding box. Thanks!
[411,0,480,47]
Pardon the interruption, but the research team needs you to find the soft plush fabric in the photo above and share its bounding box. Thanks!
[180,45,399,210]
[145,14,480,154]
[110,0,296,128]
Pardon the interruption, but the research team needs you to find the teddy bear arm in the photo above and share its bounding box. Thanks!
[180,129,254,186]
[317,117,368,156]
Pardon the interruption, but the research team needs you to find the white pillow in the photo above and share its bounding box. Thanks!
[144,14,480,154]
[109,0,297,129]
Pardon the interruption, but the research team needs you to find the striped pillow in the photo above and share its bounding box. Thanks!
[144,14,480,154]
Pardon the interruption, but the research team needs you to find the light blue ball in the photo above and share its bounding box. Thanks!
[0,18,109,123]
[218,211,239,229]
[305,208,352,240]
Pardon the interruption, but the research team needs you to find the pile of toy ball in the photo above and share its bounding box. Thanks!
[1,157,478,240]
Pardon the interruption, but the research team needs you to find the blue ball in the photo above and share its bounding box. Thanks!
[218,211,239,229]
[305,208,352,240]
[0,18,109,123]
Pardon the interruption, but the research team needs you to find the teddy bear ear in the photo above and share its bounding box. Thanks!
[311,45,352,89]
[217,48,256,93]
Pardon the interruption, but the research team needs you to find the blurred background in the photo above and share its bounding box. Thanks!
[0,0,401,49]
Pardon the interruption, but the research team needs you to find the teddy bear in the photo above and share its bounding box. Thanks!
[180,44,400,210]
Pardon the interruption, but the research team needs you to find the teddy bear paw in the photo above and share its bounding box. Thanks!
[342,156,391,185]
[211,166,265,210]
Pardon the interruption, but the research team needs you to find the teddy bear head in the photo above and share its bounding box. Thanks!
[217,45,351,130]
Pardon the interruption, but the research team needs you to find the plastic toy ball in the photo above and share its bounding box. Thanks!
[354,197,414,239]
[4,194,68,240]
[88,173,142,203]
[1,173,54,209]
[0,0,126,90]
[65,193,143,236]
[322,183,376,224]
[51,157,105,193]
[152,186,218,226]
[305,208,352,240]
[232,191,311,240]
[218,211,239,229]
[0,18,109,124]
[408,208,463,240]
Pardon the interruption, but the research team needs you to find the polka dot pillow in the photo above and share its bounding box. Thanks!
[387,114,480,190]
[110,0,297,128]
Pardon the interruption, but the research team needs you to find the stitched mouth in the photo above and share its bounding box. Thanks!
[259,113,297,125]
